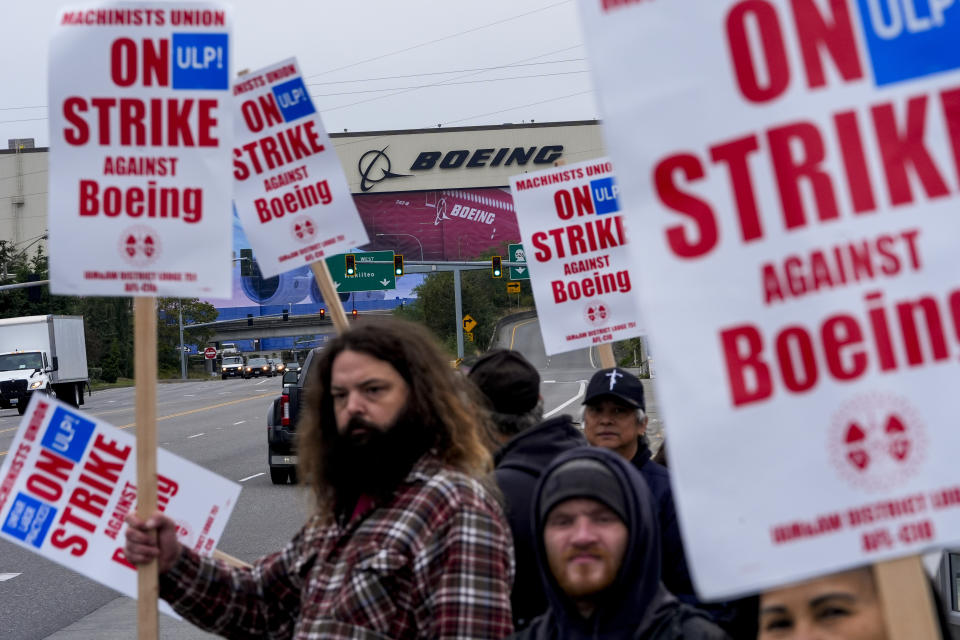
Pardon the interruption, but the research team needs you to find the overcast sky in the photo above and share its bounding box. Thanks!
[0,0,599,147]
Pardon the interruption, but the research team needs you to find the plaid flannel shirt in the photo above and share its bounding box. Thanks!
[160,456,515,639]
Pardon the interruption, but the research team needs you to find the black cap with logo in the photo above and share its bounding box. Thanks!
[583,367,645,411]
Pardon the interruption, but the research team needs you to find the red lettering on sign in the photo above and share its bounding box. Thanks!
[721,287,960,407]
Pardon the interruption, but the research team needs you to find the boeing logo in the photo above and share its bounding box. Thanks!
[357,147,411,192]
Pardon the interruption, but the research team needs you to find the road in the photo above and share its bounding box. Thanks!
[0,316,661,638]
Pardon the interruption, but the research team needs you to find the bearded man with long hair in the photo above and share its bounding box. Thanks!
[125,318,515,639]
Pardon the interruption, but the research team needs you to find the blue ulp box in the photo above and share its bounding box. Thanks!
[272,77,316,122]
[2,493,56,548]
[855,0,960,86]
[41,407,95,463]
[172,33,230,89]
[590,177,620,215]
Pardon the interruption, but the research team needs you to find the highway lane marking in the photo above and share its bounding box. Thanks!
[509,319,537,350]
[0,573,21,581]
[187,433,205,439]
[184,394,195,397]
[256,379,270,385]
[233,420,246,425]
[1,392,276,455]
[239,472,264,482]
[112,392,276,430]
[544,382,586,419]
[588,345,596,369]
[543,380,557,383]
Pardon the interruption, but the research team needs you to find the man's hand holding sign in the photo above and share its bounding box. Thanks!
[579,0,959,636]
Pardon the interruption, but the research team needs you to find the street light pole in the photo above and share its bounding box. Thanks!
[454,268,464,360]
[178,300,186,380]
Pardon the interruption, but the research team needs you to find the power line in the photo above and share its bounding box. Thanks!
[0,116,48,124]
[319,44,584,113]
[304,0,573,79]
[440,90,594,126]
[306,58,586,85]
[0,169,48,182]
[310,70,589,98]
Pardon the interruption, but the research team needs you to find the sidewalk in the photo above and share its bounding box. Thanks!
[44,596,218,640]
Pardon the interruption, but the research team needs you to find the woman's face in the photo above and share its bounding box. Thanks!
[758,569,888,640]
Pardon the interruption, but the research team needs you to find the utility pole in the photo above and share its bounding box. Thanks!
[454,269,464,360]
[178,300,186,380]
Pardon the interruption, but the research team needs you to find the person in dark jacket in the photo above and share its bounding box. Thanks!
[581,367,695,602]
[510,447,729,640]
[469,349,588,630]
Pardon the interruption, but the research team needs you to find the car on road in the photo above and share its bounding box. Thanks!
[221,355,245,379]
[284,361,301,374]
[243,357,273,379]
[268,359,285,375]
[266,348,319,484]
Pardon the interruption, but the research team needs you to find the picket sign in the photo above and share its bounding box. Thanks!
[48,4,236,637]
[231,58,368,279]
[575,0,959,635]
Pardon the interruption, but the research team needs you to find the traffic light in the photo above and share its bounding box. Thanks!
[394,254,404,276]
[491,256,502,278]
[319,308,326,320]
[345,254,356,276]
[352,308,358,319]
[240,248,253,276]
[282,309,289,321]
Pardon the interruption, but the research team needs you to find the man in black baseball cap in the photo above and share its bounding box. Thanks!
[582,367,696,608]
[469,349,586,630]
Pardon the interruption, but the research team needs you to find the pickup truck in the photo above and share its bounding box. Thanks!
[266,347,320,484]
[221,355,245,379]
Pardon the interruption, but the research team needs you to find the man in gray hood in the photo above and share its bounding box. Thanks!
[510,447,728,640]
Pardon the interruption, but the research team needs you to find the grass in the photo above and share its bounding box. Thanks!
[90,377,135,391]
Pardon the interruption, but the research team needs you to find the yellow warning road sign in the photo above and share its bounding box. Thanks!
[506,282,521,293]
[462,315,477,332]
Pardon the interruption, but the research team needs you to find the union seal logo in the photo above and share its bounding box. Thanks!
[584,301,608,325]
[118,226,161,266]
[828,392,926,492]
[291,217,316,243]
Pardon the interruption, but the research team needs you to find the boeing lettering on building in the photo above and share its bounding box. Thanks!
[335,121,601,193]
[408,145,563,170]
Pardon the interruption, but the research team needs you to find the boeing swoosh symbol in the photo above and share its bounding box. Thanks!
[358,147,411,192]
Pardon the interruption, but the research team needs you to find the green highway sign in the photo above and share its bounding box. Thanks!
[508,243,529,280]
[326,251,396,293]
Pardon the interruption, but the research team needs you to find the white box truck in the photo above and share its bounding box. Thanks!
[0,315,88,415]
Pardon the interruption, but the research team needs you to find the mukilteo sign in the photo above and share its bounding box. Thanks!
[356,145,565,191]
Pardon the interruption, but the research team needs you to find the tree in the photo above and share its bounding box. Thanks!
[156,298,219,374]
[394,248,535,355]
[0,244,74,317]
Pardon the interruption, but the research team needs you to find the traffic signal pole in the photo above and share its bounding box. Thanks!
[454,269,464,360]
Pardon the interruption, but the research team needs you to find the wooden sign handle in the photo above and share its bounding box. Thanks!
[310,260,349,332]
[597,343,617,368]
[134,297,158,640]
[875,556,941,639]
